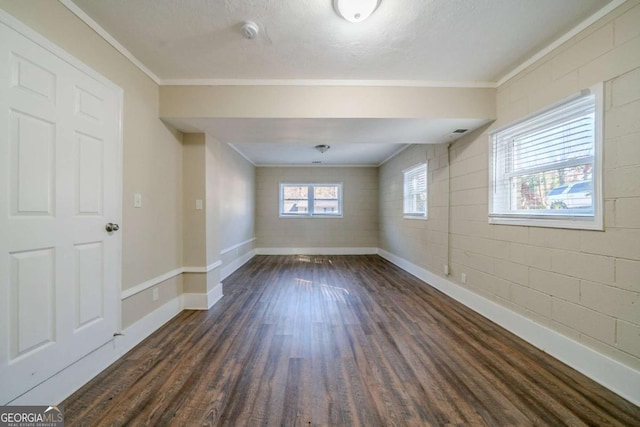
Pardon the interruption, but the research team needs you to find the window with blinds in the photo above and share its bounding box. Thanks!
[403,163,427,218]
[489,83,603,230]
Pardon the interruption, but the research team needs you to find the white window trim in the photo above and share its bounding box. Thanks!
[403,163,428,220]
[488,82,603,230]
[279,183,343,218]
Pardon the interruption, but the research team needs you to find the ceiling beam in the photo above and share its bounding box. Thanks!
[160,85,496,120]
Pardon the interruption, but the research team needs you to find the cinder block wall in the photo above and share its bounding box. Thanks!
[379,144,450,274]
[448,1,640,369]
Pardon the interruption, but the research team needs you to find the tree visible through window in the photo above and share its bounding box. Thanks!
[280,183,342,217]
[489,83,603,230]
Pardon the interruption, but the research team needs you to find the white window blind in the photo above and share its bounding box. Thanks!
[489,83,603,230]
[403,163,427,218]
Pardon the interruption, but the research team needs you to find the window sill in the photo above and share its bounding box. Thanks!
[279,214,343,219]
[489,215,603,231]
[403,215,428,220]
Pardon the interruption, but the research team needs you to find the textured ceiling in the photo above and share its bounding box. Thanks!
[67,0,612,165]
[70,0,611,82]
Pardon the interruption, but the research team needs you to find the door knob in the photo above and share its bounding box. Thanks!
[105,223,120,233]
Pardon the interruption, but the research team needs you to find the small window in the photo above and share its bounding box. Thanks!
[403,163,427,219]
[489,83,603,230]
[280,183,342,217]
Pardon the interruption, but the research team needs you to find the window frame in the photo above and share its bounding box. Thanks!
[488,82,603,230]
[403,163,428,220]
[279,182,343,218]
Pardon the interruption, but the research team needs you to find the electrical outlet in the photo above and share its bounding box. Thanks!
[443,264,449,275]
[461,273,467,284]
[134,193,142,208]
[152,288,159,301]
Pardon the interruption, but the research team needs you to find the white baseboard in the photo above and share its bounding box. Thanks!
[220,237,256,256]
[182,293,207,310]
[377,249,640,407]
[207,282,224,309]
[182,282,224,310]
[220,249,256,280]
[9,296,183,405]
[255,247,378,255]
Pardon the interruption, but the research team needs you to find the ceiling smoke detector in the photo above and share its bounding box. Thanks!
[314,144,331,154]
[240,21,259,39]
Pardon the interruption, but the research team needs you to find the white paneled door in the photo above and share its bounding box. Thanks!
[0,15,122,404]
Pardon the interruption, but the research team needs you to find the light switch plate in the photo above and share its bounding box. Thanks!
[195,199,203,210]
[134,193,142,208]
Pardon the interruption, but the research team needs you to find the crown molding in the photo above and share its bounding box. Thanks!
[227,143,257,166]
[378,144,412,166]
[58,0,161,85]
[160,78,497,88]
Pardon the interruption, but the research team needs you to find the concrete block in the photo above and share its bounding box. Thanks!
[552,24,614,79]
[614,197,640,228]
[511,283,552,318]
[612,67,640,107]
[617,320,640,356]
[550,249,615,284]
[494,259,529,286]
[581,280,640,324]
[509,243,552,270]
[578,35,640,90]
[614,2,640,46]
[616,258,640,292]
[528,227,580,251]
[552,299,616,345]
[529,268,580,303]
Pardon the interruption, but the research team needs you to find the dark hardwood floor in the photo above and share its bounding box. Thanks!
[63,255,640,426]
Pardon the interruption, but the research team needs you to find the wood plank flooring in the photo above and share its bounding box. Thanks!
[63,255,640,426]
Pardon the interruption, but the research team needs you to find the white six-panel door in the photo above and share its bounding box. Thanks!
[0,15,122,404]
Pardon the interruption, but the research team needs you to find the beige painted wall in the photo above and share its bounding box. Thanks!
[256,167,378,248]
[205,135,221,267]
[181,134,255,294]
[379,144,450,274]
[122,276,181,329]
[160,85,496,120]
[0,1,185,325]
[182,134,208,294]
[183,134,206,267]
[219,144,255,265]
[381,1,640,371]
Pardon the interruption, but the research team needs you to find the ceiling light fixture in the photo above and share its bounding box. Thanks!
[333,0,380,23]
[314,144,331,153]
